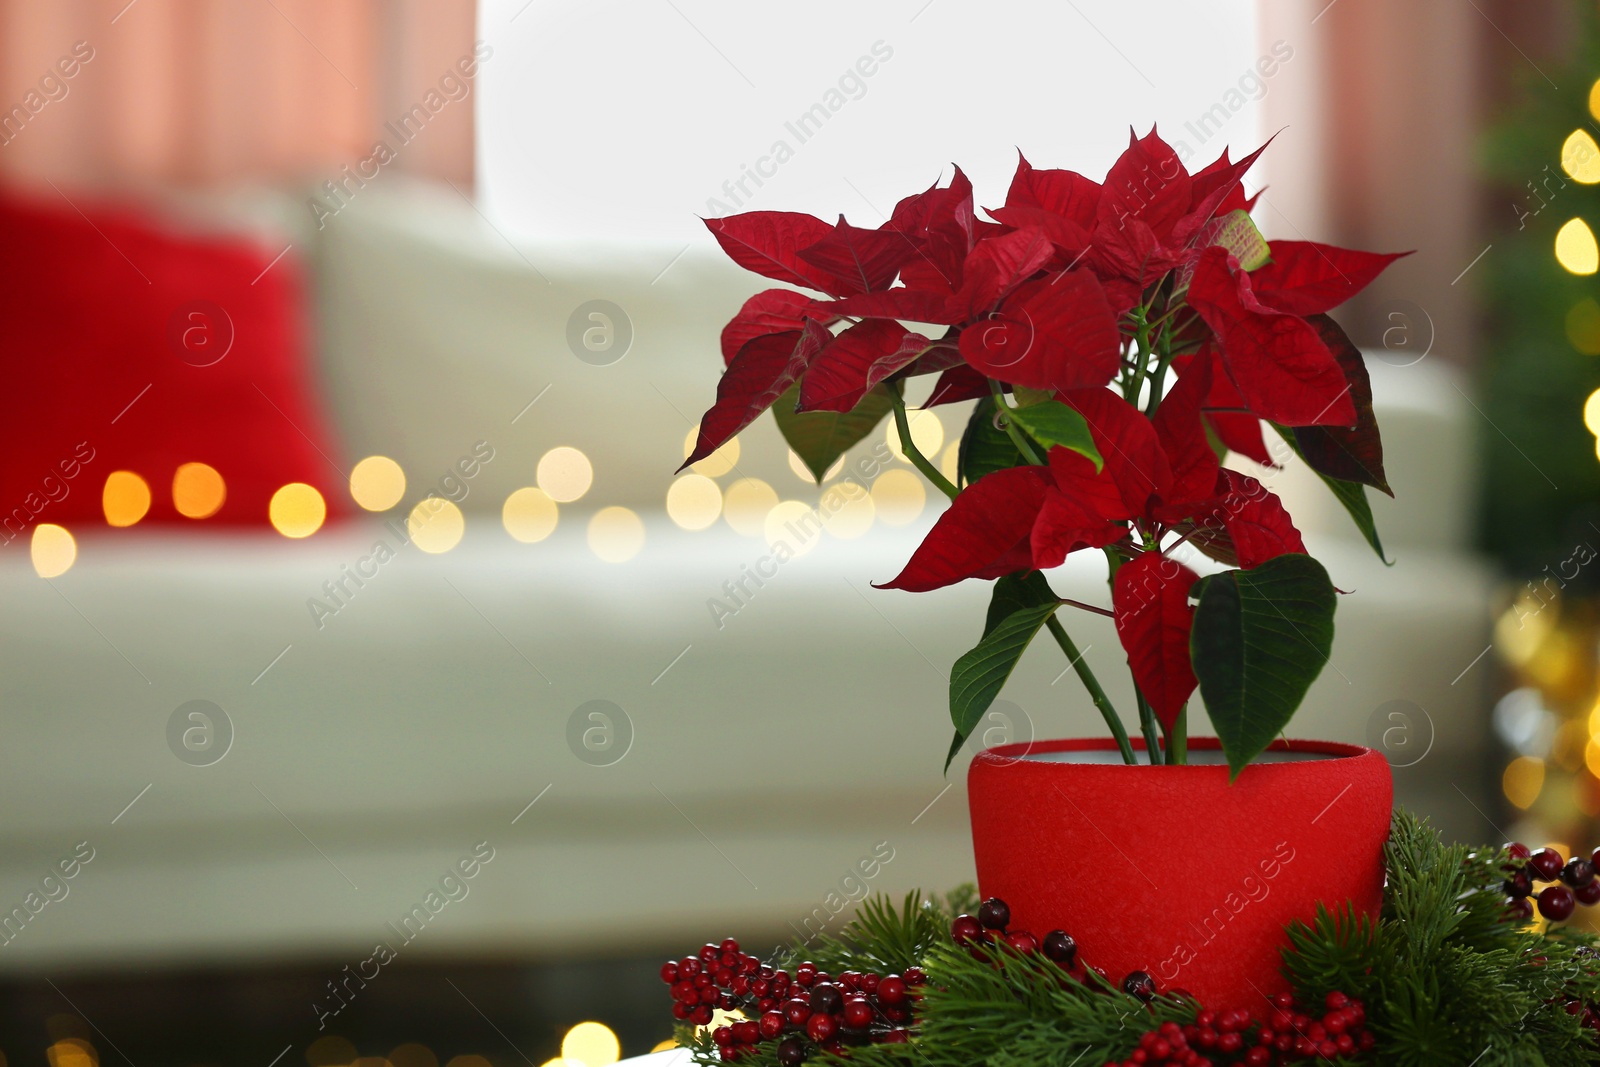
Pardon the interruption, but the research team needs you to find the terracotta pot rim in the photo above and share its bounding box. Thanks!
[975,736,1377,767]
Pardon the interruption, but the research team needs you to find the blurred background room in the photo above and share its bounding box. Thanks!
[0,0,1593,1063]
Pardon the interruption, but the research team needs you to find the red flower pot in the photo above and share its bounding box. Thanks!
[967,737,1392,1007]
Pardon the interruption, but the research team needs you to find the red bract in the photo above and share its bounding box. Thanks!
[687,125,1404,772]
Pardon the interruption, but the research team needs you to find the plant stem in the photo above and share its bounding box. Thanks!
[1135,691,1163,766]
[1164,705,1188,765]
[1045,616,1136,766]
[888,384,958,500]
[986,380,1044,466]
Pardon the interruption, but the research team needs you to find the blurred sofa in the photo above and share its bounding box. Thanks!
[0,181,1497,974]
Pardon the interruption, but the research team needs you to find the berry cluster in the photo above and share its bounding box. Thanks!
[1501,842,1600,923]
[1108,991,1374,1066]
[951,896,1159,999]
[660,938,919,1062]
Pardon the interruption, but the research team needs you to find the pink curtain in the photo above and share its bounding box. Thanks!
[0,0,475,190]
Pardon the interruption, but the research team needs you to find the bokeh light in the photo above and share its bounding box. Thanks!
[538,447,594,503]
[683,426,741,476]
[723,478,778,536]
[872,469,927,525]
[503,487,559,543]
[1503,755,1545,810]
[1584,388,1600,436]
[31,524,76,578]
[1591,77,1600,122]
[765,500,822,556]
[1556,217,1598,275]
[821,482,875,539]
[46,1040,94,1067]
[588,506,644,562]
[350,455,406,511]
[649,1040,677,1054]
[172,462,225,519]
[307,1036,357,1067]
[561,1022,621,1067]
[1567,298,1600,355]
[408,497,465,553]
[388,1044,437,1067]
[666,474,723,530]
[886,409,944,461]
[940,443,961,485]
[102,471,151,527]
[268,483,326,538]
[1563,129,1600,184]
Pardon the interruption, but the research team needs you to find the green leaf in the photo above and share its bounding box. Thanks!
[1274,426,1390,564]
[1007,400,1102,470]
[983,571,1058,636]
[957,396,1023,487]
[1190,553,1337,778]
[773,383,894,482]
[947,600,1059,772]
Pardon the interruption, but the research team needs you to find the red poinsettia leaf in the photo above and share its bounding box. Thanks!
[796,216,920,295]
[704,212,851,294]
[953,227,1054,318]
[1175,348,1275,466]
[1290,314,1390,495]
[1186,247,1356,428]
[798,320,933,413]
[986,204,1094,259]
[720,288,815,366]
[680,320,830,471]
[1248,240,1410,316]
[1060,387,1171,516]
[1029,447,1132,568]
[814,288,963,326]
[1151,349,1220,507]
[1112,551,1199,731]
[1199,469,1307,570]
[1174,138,1270,245]
[887,167,976,290]
[877,465,1051,592]
[959,272,1120,392]
[1004,153,1102,228]
[1098,126,1192,244]
[924,364,990,407]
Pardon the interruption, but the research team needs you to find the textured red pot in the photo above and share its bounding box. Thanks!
[967,737,1392,1007]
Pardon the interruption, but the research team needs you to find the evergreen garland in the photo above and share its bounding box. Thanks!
[670,811,1600,1066]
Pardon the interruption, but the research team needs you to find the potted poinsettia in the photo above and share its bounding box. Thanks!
[681,129,1401,1004]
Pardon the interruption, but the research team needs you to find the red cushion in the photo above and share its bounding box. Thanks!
[0,187,348,538]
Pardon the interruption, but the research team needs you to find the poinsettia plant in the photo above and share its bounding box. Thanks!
[680,128,1405,776]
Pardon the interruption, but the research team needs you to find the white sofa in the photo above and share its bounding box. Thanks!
[0,183,1496,974]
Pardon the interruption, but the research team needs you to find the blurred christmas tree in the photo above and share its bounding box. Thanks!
[1481,0,1600,578]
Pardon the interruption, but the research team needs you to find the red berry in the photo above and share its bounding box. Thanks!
[690,1005,713,1026]
[978,897,1011,930]
[805,1013,837,1042]
[1507,896,1535,922]
[1530,848,1565,881]
[1565,858,1597,887]
[782,998,811,1025]
[1578,880,1600,906]
[878,975,908,1005]
[842,997,874,1029]
[810,983,842,1015]
[1218,1031,1242,1054]
[1540,884,1578,922]
[776,1037,806,1067]
[1041,930,1077,966]
[1325,991,1350,1010]
[721,937,740,955]
[679,957,702,977]
[1005,930,1040,954]
[700,943,720,963]
[880,1029,910,1044]
[1506,841,1531,860]
[860,973,881,995]
[660,961,679,984]
[759,1011,784,1040]
[1245,1049,1271,1067]
[732,1021,759,1045]
[795,961,817,987]
[1505,869,1533,898]
[903,967,926,986]
[1121,971,1156,1001]
[951,914,984,946]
